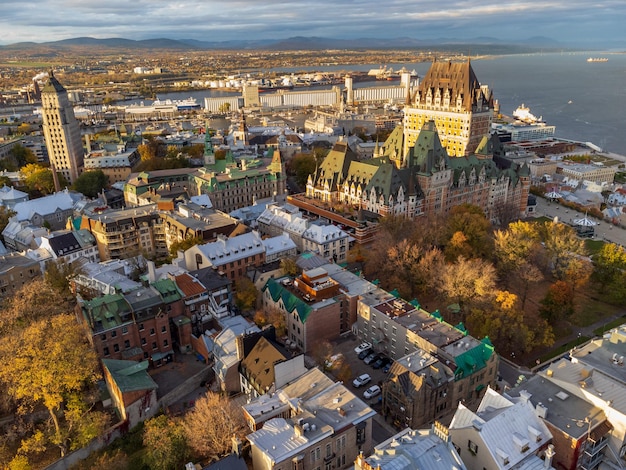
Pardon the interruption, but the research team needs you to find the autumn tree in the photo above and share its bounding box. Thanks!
[540,281,576,323]
[0,314,100,456]
[0,206,16,235]
[466,291,554,356]
[494,221,541,274]
[0,278,68,333]
[143,415,190,470]
[439,256,497,315]
[235,277,258,310]
[44,259,84,299]
[280,257,298,277]
[540,221,586,280]
[169,235,203,257]
[443,204,493,260]
[593,243,626,293]
[253,307,286,337]
[182,393,247,462]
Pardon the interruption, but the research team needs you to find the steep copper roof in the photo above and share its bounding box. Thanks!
[418,60,481,110]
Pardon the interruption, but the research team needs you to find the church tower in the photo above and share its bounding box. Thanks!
[203,124,215,166]
[41,71,84,184]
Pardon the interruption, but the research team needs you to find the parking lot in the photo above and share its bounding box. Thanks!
[325,333,392,406]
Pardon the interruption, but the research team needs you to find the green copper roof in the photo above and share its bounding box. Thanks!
[83,294,132,330]
[151,278,181,303]
[102,358,158,392]
[454,337,495,380]
[263,278,312,323]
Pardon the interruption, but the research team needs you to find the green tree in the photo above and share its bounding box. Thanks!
[0,314,99,456]
[289,153,317,187]
[8,143,37,167]
[218,102,231,113]
[44,259,84,299]
[280,257,298,277]
[143,415,189,470]
[72,170,109,198]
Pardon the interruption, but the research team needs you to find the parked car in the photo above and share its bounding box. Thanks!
[372,356,390,369]
[354,342,372,354]
[358,348,372,360]
[352,373,372,388]
[364,353,380,365]
[363,385,381,399]
[382,361,393,373]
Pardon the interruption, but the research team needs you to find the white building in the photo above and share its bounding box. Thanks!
[449,387,554,470]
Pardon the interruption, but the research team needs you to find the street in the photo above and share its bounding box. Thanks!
[533,197,626,246]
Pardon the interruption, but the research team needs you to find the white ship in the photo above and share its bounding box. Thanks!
[512,104,544,124]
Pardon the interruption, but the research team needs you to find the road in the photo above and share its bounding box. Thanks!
[533,196,626,247]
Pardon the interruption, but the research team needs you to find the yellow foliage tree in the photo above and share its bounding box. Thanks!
[0,314,99,456]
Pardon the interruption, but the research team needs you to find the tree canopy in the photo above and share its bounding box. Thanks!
[72,170,109,198]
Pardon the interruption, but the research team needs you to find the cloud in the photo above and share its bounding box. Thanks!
[0,0,624,45]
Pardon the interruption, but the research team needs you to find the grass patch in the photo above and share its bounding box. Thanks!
[570,295,622,327]
[585,239,605,255]
[593,316,626,336]
[538,336,590,363]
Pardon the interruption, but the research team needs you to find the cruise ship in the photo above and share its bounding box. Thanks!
[512,104,544,124]
[587,57,609,63]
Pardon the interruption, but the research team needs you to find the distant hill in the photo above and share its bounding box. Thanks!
[0,35,576,53]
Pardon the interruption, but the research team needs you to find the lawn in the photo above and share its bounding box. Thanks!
[584,238,605,255]
[570,294,623,327]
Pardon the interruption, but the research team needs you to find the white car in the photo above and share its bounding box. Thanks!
[354,342,372,354]
[352,373,371,388]
[363,385,381,399]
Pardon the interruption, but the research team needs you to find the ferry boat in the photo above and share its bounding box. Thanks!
[587,57,608,62]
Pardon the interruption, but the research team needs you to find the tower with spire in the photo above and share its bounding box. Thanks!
[41,71,84,184]
[203,123,215,166]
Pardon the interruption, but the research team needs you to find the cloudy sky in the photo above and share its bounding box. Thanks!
[0,0,623,46]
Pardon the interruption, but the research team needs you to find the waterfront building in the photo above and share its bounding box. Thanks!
[557,162,616,185]
[41,71,84,184]
[403,60,494,157]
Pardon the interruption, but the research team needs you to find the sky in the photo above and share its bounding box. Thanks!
[0,0,624,46]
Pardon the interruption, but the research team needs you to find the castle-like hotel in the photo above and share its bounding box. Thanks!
[295,60,530,224]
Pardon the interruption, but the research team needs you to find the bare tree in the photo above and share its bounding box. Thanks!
[182,392,248,462]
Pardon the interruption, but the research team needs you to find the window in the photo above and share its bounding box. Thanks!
[124,340,130,349]
[113,344,119,352]
[356,422,366,444]
[103,347,110,356]
[468,440,478,455]
[100,333,106,341]
[326,443,331,458]
[122,326,128,335]
[111,330,117,338]
[164,339,168,347]
[152,342,157,350]
[161,326,167,333]
[141,338,146,345]
[150,328,155,336]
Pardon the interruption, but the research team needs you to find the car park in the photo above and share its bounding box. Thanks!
[354,342,372,354]
[358,348,372,360]
[363,385,381,399]
[352,373,371,388]
[372,356,390,369]
[364,353,379,365]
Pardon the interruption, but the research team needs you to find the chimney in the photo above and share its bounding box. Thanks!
[147,260,156,283]
[232,435,242,456]
[519,390,532,404]
[544,444,555,468]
